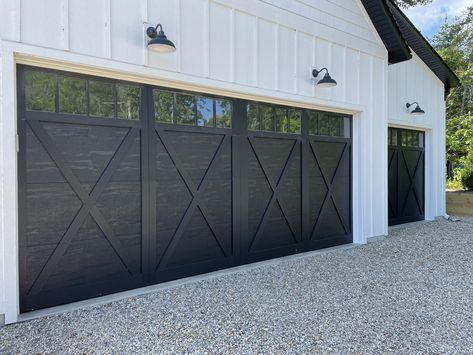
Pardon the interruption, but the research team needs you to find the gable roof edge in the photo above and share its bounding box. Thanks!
[360,0,412,64]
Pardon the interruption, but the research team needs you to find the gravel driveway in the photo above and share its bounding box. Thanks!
[2,217,473,354]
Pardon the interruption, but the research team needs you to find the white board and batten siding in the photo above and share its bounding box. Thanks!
[388,52,447,219]
[0,0,393,323]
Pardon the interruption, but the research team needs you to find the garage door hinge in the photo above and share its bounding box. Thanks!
[16,134,20,153]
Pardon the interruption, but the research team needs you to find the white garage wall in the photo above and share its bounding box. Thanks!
[0,0,389,323]
[388,51,446,219]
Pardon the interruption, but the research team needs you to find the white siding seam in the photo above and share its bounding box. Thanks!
[103,0,111,59]
[176,0,181,72]
[229,8,235,83]
[293,29,298,95]
[59,0,69,51]
[275,24,279,91]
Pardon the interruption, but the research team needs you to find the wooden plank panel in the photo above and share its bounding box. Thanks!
[180,0,207,76]
[234,11,257,86]
[314,38,331,101]
[209,2,232,81]
[278,25,296,94]
[345,48,359,104]
[147,0,179,71]
[69,0,107,57]
[257,18,277,90]
[20,0,63,49]
[296,31,314,97]
[110,0,144,64]
[330,44,346,102]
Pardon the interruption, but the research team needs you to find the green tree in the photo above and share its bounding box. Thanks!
[393,0,432,9]
[432,6,473,178]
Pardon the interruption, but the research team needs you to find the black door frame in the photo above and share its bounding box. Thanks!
[17,65,353,311]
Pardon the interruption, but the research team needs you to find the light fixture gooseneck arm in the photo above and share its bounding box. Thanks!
[146,23,164,39]
[312,67,328,77]
[406,102,419,108]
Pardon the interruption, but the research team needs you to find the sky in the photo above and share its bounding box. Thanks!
[404,0,472,39]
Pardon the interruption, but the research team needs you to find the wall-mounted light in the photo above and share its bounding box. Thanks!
[146,24,176,53]
[406,102,425,115]
[312,68,337,88]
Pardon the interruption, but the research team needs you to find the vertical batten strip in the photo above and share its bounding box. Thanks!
[294,30,298,94]
[140,0,148,66]
[253,15,258,87]
[327,41,333,101]
[355,51,360,104]
[204,0,210,78]
[103,0,112,59]
[311,36,316,97]
[59,0,69,50]
[275,24,279,91]
[176,0,182,72]
[367,56,374,237]
[229,8,235,82]
[341,46,347,103]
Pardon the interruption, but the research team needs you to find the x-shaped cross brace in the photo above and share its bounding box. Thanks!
[400,150,423,215]
[309,140,349,239]
[26,121,140,296]
[155,128,230,269]
[247,137,300,251]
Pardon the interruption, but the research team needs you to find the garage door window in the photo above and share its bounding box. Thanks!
[25,69,140,120]
[25,71,55,112]
[154,89,232,128]
[389,128,424,148]
[308,111,350,138]
[246,103,302,134]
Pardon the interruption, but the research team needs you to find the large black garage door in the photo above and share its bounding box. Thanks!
[388,127,425,225]
[18,66,352,312]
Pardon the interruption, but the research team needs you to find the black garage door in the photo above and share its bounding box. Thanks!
[18,66,352,312]
[388,127,425,225]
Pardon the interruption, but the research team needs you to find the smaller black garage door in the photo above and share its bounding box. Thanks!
[388,127,425,225]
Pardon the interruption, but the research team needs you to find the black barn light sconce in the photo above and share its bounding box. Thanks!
[406,102,425,115]
[312,67,337,88]
[146,24,176,53]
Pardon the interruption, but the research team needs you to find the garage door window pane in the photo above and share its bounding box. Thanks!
[216,99,232,128]
[289,110,301,134]
[330,116,341,136]
[247,104,259,130]
[319,113,330,136]
[261,106,274,132]
[154,90,174,123]
[90,81,115,118]
[342,117,351,138]
[117,85,140,120]
[197,97,214,127]
[58,76,86,115]
[418,132,424,147]
[275,108,288,133]
[25,71,55,112]
[176,94,195,125]
[308,111,318,135]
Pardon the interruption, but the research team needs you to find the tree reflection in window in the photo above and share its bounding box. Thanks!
[216,99,231,128]
[197,97,214,127]
[25,71,55,112]
[117,85,140,120]
[58,76,86,115]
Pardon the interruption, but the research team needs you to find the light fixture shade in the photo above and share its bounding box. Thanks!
[406,102,425,115]
[317,72,337,87]
[411,105,425,115]
[148,34,176,53]
[146,25,176,53]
